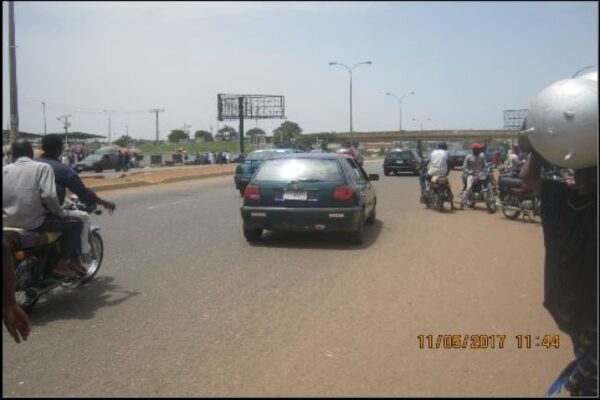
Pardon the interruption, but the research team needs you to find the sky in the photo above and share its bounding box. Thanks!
[2,1,598,141]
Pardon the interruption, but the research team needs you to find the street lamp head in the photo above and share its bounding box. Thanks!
[385,92,392,96]
[364,61,373,64]
[410,91,415,95]
[328,62,337,65]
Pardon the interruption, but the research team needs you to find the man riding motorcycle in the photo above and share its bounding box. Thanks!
[419,142,454,210]
[460,143,487,210]
[38,135,115,264]
[3,140,85,279]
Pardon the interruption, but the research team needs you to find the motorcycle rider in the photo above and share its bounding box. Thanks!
[419,142,454,210]
[3,140,85,279]
[38,134,115,264]
[459,143,487,210]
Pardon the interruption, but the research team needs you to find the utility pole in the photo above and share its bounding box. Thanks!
[9,1,19,142]
[126,124,129,136]
[57,114,71,147]
[42,101,47,135]
[238,97,244,155]
[149,108,164,144]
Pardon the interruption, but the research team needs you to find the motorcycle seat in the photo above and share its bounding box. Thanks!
[2,228,62,251]
[430,176,449,185]
[498,176,523,189]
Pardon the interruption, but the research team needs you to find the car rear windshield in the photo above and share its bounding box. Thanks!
[254,158,344,182]
[246,151,274,161]
[386,151,415,160]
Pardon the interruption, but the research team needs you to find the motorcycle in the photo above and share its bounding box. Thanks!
[460,165,497,213]
[423,175,454,212]
[497,165,565,221]
[2,196,105,312]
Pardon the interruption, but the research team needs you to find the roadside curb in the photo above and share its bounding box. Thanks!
[88,171,234,192]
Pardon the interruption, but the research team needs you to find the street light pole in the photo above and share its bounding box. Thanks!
[386,91,415,131]
[42,101,47,135]
[329,61,372,136]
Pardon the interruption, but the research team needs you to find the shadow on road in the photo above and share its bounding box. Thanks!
[28,276,140,326]
[248,220,384,250]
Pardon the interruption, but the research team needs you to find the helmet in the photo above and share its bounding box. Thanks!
[526,72,597,169]
[470,143,484,152]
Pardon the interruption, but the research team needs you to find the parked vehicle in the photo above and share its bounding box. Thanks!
[240,153,378,245]
[383,149,423,176]
[73,146,119,173]
[460,165,497,213]
[447,149,468,169]
[2,196,105,312]
[336,147,363,166]
[234,148,303,195]
[422,175,454,212]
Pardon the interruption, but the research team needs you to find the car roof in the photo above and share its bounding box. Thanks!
[267,152,353,160]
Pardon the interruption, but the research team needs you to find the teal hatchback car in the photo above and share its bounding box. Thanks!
[240,153,379,244]
[234,148,303,195]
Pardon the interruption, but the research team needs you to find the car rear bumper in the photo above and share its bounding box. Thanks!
[384,163,418,172]
[241,206,362,232]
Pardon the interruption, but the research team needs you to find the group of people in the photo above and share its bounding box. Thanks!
[3,135,116,343]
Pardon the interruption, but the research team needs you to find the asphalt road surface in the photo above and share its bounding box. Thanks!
[2,160,572,397]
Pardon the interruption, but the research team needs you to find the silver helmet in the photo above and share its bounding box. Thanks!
[525,70,597,169]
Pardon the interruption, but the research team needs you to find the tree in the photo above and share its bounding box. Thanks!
[273,121,303,147]
[194,130,213,142]
[245,128,266,144]
[112,135,133,147]
[216,125,237,141]
[168,129,189,143]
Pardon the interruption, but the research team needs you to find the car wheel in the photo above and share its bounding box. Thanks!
[348,211,364,245]
[384,169,390,176]
[243,227,262,242]
[94,167,103,173]
[239,187,245,197]
[365,202,376,225]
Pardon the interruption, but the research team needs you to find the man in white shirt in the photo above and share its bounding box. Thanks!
[3,140,85,279]
[419,142,451,202]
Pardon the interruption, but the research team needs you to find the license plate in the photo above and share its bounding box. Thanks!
[395,161,405,165]
[283,190,307,201]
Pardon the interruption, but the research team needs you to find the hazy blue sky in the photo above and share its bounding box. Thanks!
[2,1,597,140]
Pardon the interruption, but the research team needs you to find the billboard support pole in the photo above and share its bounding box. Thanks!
[238,97,244,155]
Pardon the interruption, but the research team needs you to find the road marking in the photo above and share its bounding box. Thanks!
[146,199,196,210]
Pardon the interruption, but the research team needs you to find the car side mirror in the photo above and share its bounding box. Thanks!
[368,174,379,181]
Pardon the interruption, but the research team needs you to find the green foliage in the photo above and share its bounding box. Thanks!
[194,130,213,142]
[113,135,133,147]
[137,141,259,154]
[272,121,303,147]
[168,129,190,143]
[216,125,237,141]
[245,128,266,144]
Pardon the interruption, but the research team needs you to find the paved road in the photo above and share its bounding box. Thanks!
[2,160,571,397]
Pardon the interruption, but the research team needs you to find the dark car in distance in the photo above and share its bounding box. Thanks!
[234,148,303,195]
[240,153,379,244]
[448,149,468,170]
[383,149,423,176]
[73,146,119,173]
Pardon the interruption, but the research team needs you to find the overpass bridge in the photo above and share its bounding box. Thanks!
[305,130,518,142]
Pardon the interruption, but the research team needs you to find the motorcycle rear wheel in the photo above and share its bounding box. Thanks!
[432,190,444,212]
[502,194,521,220]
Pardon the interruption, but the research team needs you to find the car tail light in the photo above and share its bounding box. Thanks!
[411,159,416,164]
[332,185,353,201]
[244,185,261,200]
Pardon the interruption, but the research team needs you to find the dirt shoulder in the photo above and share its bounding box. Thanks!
[81,164,236,192]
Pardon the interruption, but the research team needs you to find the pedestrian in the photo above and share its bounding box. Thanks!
[123,148,131,172]
[208,151,214,164]
[116,148,124,172]
[520,72,597,396]
[507,145,519,167]
[491,149,502,165]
